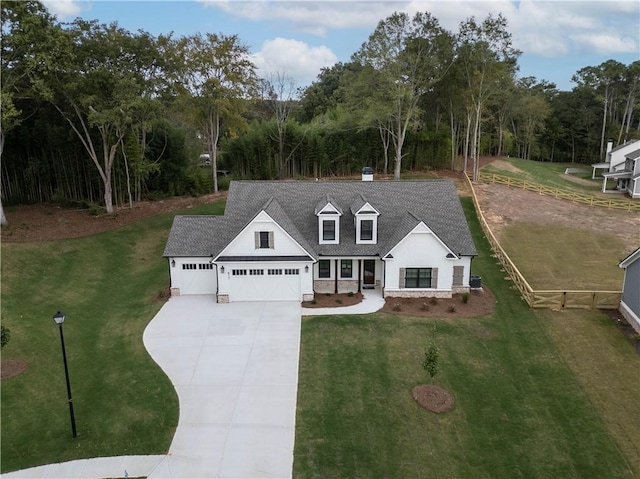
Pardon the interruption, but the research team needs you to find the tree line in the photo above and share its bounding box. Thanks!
[2,1,638,218]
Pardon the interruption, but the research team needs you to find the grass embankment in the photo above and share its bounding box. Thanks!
[293,197,638,478]
[0,201,225,473]
[499,223,626,290]
[482,157,602,193]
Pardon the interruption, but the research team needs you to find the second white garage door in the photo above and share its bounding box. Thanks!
[228,266,301,302]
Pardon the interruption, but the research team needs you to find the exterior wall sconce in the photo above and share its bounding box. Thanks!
[305,265,309,273]
[220,265,225,273]
[171,259,176,267]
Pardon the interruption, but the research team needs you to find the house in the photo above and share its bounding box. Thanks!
[619,247,640,334]
[163,172,477,303]
[592,139,640,198]
[600,148,640,198]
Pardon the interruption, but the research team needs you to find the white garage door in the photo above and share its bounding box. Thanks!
[228,266,301,302]
[178,263,217,295]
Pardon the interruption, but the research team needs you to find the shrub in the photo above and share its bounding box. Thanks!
[88,205,100,216]
[392,303,402,312]
[347,291,354,297]
[423,344,439,381]
[429,297,438,305]
[461,293,470,304]
[1,325,10,348]
[420,303,430,311]
[336,298,343,304]
[448,305,456,313]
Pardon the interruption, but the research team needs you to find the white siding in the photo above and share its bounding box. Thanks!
[384,223,471,293]
[219,211,310,257]
[169,257,217,295]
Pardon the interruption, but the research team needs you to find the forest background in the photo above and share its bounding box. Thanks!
[2,1,638,216]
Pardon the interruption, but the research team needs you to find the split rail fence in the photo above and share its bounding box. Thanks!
[477,171,640,212]
[465,173,622,310]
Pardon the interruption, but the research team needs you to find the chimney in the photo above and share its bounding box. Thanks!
[361,167,374,182]
[606,139,613,154]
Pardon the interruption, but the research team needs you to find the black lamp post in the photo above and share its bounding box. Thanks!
[52,311,77,438]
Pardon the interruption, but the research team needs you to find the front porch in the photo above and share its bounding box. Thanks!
[313,257,383,294]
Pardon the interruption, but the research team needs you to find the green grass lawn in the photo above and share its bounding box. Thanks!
[0,201,225,473]
[293,198,637,478]
[498,223,626,290]
[482,157,603,194]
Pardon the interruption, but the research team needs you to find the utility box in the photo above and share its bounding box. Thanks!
[470,275,482,289]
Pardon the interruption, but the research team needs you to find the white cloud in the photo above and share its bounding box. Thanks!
[41,0,83,19]
[251,37,338,86]
[203,0,638,58]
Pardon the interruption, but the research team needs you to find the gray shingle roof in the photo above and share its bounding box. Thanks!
[164,180,477,258]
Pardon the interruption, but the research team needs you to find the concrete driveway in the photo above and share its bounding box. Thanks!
[143,296,302,479]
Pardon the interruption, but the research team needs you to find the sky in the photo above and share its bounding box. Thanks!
[41,0,639,91]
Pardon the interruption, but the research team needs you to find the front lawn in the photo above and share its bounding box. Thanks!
[0,201,225,472]
[293,198,637,478]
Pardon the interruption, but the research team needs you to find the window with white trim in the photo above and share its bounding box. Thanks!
[340,260,352,278]
[318,260,331,278]
[322,220,336,241]
[405,268,431,288]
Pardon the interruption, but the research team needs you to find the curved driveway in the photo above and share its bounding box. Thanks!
[144,297,301,479]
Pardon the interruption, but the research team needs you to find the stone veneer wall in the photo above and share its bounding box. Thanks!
[170,288,181,296]
[385,290,452,299]
[314,280,359,294]
[217,294,229,303]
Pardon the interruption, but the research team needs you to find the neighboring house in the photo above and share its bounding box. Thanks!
[600,148,640,198]
[592,139,640,198]
[619,247,640,334]
[163,172,477,303]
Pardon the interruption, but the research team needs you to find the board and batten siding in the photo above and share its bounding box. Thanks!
[620,257,640,333]
[220,210,309,257]
[384,224,471,297]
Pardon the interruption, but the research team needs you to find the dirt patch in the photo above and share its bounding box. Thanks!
[412,384,455,413]
[1,358,28,380]
[600,309,640,354]
[1,192,227,243]
[474,183,639,250]
[489,159,525,174]
[561,173,599,186]
[382,288,495,318]
[303,292,363,308]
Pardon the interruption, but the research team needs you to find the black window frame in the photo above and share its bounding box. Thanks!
[340,259,352,278]
[318,260,331,278]
[360,219,374,241]
[405,268,432,288]
[322,220,336,241]
[259,231,270,249]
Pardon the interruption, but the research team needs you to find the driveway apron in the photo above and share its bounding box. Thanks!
[143,297,302,479]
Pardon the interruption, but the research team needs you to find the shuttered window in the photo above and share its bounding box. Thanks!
[452,266,464,286]
[400,267,438,288]
[255,231,274,249]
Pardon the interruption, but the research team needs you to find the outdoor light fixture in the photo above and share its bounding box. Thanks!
[52,311,77,438]
[171,259,176,267]
[220,265,225,273]
[305,265,309,273]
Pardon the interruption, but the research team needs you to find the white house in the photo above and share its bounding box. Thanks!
[163,174,477,303]
[592,139,640,198]
[619,247,640,334]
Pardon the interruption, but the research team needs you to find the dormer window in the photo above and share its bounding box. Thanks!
[316,195,342,244]
[352,197,380,244]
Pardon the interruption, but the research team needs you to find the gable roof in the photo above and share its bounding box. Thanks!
[619,246,640,269]
[610,139,640,154]
[164,180,477,258]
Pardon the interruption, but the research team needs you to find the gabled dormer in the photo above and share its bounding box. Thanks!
[315,194,342,244]
[351,195,380,244]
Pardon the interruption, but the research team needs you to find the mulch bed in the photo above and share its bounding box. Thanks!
[412,384,455,413]
[382,288,495,318]
[303,292,363,308]
[0,358,28,380]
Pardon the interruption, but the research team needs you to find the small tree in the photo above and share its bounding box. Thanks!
[1,325,10,348]
[423,344,439,381]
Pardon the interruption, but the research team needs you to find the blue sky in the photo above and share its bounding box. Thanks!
[42,0,639,91]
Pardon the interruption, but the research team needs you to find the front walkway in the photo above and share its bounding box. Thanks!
[302,287,385,316]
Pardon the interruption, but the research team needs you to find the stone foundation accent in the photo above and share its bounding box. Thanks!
[313,280,360,294]
[302,293,315,302]
[217,294,229,303]
[385,290,452,299]
[170,287,181,296]
[452,286,471,294]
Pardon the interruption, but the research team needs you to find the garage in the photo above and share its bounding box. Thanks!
[227,265,302,302]
[172,259,218,295]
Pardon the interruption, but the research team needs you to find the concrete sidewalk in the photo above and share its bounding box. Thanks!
[302,287,385,316]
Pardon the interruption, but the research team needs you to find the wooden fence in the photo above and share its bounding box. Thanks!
[465,173,622,310]
[477,171,640,212]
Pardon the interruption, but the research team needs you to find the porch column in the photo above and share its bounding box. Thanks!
[357,260,362,293]
[334,259,339,294]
